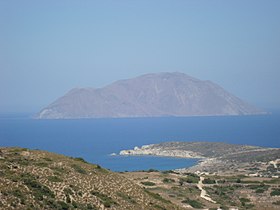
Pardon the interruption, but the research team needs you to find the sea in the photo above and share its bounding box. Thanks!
[0,113,279,172]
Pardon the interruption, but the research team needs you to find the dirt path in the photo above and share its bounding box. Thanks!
[197,176,216,203]
[269,160,279,168]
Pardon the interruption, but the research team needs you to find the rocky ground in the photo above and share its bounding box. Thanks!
[1,144,280,210]
[123,169,280,210]
[0,147,182,210]
[119,141,280,209]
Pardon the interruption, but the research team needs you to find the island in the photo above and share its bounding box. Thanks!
[36,72,265,119]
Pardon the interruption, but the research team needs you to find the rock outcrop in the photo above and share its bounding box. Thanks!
[120,144,204,159]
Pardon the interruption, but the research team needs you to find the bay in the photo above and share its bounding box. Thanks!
[0,113,279,171]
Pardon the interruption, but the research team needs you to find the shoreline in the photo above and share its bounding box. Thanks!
[117,142,280,173]
[117,153,204,160]
[116,153,216,173]
[110,153,203,172]
[117,144,211,172]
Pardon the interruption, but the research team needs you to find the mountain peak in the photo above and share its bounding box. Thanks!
[136,72,200,81]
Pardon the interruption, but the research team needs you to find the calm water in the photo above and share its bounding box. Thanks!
[0,113,279,171]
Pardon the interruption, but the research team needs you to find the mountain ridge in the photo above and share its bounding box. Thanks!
[37,72,265,119]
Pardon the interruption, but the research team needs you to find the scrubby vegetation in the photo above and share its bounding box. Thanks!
[2,145,280,210]
[90,191,117,207]
[141,181,156,186]
[162,178,175,183]
[271,188,280,196]
[202,177,216,184]
[0,147,181,210]
[181,198,204,208]
[179,173,200,184]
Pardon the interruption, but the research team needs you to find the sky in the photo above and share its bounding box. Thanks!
[0,0,280,113]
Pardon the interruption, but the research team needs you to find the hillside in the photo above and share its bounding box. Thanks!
[0,147,181,210]
[36,72,264,119]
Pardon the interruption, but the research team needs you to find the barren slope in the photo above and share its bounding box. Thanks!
[0,147,181,210]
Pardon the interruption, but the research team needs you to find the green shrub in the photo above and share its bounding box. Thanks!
[271,188,280,196]
[161,170,177,174]
[255,189,265,193]
[147,169,159,172]
[43,157,52,162]
[71,164,87,174]
[17,158,29,166]
[179,176,199,184]
[94,165,108,173]
[66,194,71,203]
[35,162,49,167]
[22,173,55,200]
[10,189,26,204]
[64,188,74,195]
[72,200,78,208]
[57,201,70,210]
[202,178,216,184]
[117,192,136,204]
[51,167,66,174]
[48,176,63,182]
[182,198,204,208]
[72,157,88,163]
[162,178,175,183]
[90,191,117,207]
[153,204,166,210]
[239,197,250,203]
[244,203,255,209]
[144,190,170,204]
[141,181,156,186]
[86,203,97,209]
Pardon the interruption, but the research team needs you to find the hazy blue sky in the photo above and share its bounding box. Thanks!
[1,0,279,112]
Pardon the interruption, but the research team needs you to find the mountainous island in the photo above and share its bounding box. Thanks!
[36,72,264,119]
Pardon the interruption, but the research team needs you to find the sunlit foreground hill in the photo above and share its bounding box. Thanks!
[0,147,181,210]
[1,146,280,210]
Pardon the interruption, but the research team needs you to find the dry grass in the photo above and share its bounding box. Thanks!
[0,147,182,210]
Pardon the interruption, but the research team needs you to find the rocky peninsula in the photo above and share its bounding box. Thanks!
[120,144,204,159]
[119,142,280,174]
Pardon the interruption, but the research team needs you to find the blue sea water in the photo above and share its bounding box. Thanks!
[0,113,279,171]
